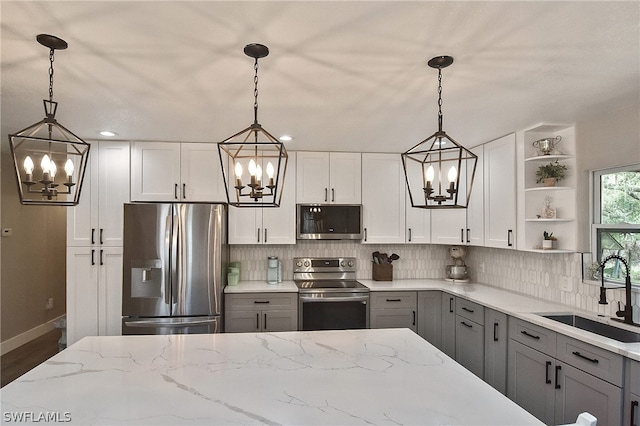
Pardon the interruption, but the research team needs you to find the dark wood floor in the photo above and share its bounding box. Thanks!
[1,329,61,388]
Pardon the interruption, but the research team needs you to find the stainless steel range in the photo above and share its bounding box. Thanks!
[294,257,369,331]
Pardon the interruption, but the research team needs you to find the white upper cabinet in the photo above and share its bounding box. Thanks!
[466,145,485,246]
[484,133,517,249]
[296,152,361,204]
[229,155,296,244]
[67,141,130,247]
[362,153,405,244]
[131,142,225,202]
[430,209,467,245]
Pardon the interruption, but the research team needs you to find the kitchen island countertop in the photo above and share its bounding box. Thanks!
[0,328,542,425]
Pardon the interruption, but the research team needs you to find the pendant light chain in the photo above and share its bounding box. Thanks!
[437,67,443,133]
[48,48,55,102]
[253,57,259,125]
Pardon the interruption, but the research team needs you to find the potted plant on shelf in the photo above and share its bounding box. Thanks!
[536,161,567,187]
[542,231,557,250]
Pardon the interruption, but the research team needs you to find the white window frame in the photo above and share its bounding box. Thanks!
[590,163,640,286]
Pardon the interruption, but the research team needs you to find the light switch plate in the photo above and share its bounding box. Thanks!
[1,228,13,237]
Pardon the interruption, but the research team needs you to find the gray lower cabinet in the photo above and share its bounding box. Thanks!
[484,308,508,394]
[455,299,485,379]
[370,291,417,332]
[626,359,639,426]
[417,291,442,347]
[440,294,456,358]
[225,292,297,333]
[508,317,624,426]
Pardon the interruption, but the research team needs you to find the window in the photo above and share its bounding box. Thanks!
[592,164,640,285]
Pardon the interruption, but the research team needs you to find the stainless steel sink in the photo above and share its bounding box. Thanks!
[541,314,640,343]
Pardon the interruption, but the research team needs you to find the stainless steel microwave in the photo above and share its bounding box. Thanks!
[296,204,362,240]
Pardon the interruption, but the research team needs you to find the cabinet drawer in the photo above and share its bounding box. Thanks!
[556,334,624,387]
[370,291,417,309]
[509,317,557,357]
[225,293,297,310]
[456,299,484,325]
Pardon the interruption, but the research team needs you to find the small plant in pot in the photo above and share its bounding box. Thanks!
[542,231,557,250]
[536,161,567,186]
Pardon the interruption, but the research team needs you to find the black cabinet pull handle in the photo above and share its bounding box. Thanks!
[386,299,402,302]
[545,361,552,384]
[91,249,95,266]
[466,228,470,243]
[257,228,261,243]
[331,188,335,203]
[364,228,367,242]
[256,313,260,329]
[91,228,95,245]
[324,188,328,202]
[631,400,638,426]
[412,311,416,326]
[554,365,562,389]
[254,301,270,304]
[460,228,464,243]
[462,306,474,313]
[174,183,178,200]
[493,322,499,342]
[449,297,454,313]
[99,228,104,245]
[264,228,268,244]
[572,351,599,364]
[521,330,541,340]
[408,228,412,242]
[182,183,186,199]
[100,249,104,266]
[460,321,473,328]
[264,313,267,330]
[508,229,513,247]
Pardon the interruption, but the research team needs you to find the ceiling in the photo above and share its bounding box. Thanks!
[1,1,639,153]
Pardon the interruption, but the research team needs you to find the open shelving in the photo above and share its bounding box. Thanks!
[517,123,577,253]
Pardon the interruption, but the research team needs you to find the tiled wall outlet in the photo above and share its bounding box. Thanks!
[45,298,54,310]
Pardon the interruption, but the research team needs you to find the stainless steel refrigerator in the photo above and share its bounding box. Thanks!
[122,203,228,335]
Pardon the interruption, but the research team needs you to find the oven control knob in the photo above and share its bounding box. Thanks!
[296,260,303,267]
[340,260,346,267]
[347,260,354,267]
[304,260,310,267]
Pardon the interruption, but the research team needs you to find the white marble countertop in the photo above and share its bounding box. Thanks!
[0,329,542,425]
[225,279,640,361]
[224,280,298,293]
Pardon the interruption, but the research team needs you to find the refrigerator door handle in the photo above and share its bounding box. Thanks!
[164,214,172,306]
[172,213,180,307]
[124,318,219,328]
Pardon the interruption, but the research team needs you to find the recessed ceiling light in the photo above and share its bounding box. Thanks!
[99,130,118,137]
[279,135,293,142]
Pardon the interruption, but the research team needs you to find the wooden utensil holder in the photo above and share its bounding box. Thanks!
[373,263,393,281]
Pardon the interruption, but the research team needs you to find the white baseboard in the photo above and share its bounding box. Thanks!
[1,315,65,356]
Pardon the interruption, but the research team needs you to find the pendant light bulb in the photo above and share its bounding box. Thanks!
[64,159,74,177]
[266,162,275,179]
[248,159,257,176]
[448,166,457,183]
[41,155,51,173]
[426,165,435,183]
[49,159,57,179]
[23,156,34,174]
[234,162,243,179]
[256,164,262,182]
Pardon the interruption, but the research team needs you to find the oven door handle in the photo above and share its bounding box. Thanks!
[299,295,369,303]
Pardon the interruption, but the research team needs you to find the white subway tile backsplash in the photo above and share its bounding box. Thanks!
[230,242,639,323]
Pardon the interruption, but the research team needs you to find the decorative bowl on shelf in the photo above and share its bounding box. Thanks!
[532,136,562,155]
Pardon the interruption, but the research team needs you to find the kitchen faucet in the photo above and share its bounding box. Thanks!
[598,254,637,326]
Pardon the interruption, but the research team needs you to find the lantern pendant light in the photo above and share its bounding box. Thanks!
[9,34,90,206]
[218,43,288,208]
[402,55,477,209]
